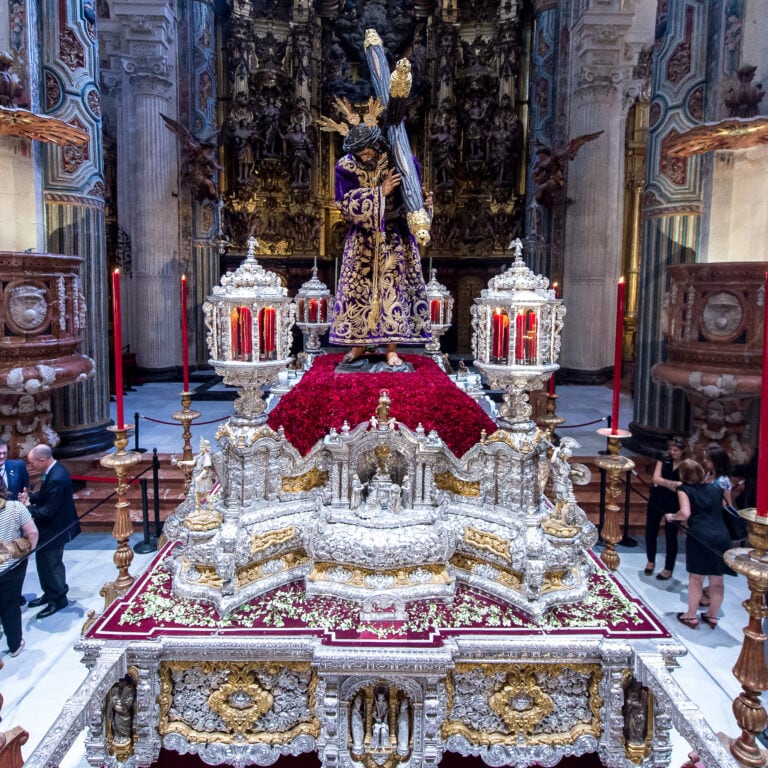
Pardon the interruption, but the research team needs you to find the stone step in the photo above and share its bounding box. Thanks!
[66,452,188,532]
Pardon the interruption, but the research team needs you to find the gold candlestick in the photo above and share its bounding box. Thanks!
[724,510,768,768]
[536,393,565,440]
[99,425,142,606]
[593,429,634,571]
[172,390,201,492]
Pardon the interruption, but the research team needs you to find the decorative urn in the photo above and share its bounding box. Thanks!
[203,236,295,421]
[471,238,564,429]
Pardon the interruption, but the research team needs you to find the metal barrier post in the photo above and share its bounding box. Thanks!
[620,469,638,546]
[598,467,606,541]
[152,448,163,540]
[133,478,157,554]
[133,412,147,453]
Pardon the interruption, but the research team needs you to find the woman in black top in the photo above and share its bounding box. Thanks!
[644,436,687,579]
[668,458,733,629]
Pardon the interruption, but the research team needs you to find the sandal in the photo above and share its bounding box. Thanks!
[700,613,718,630]
[643,564,654,576]
[676,613,699,629]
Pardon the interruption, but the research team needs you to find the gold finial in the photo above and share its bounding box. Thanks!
[390,59,412,99]
[364,29,383,48]
[376,388,391,423]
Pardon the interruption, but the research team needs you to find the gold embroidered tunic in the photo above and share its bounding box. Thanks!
[329,152,432,346]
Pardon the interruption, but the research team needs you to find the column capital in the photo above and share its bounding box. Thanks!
[125,65,173,97]
[109,2,177,47]
[571,19,636,101]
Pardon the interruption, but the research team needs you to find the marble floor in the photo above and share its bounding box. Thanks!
[0,371,757,766]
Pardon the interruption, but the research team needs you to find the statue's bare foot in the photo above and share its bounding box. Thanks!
[386,351,402,367]
[342,346,366,364]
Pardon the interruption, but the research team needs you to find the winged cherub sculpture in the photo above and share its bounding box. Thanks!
[532,131,604,209]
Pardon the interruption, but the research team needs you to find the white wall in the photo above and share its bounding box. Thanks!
[0,137,44,252]
[700,145,768,262]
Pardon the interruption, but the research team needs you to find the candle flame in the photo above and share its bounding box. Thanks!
[618,276,626,284]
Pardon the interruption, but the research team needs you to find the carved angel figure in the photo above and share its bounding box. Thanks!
[532,131,603,208]
[161,113,222,202]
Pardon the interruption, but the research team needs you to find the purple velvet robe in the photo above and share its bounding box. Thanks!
[329,152,432,347]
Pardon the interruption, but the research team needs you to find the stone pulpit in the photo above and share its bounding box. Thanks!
[0,251,94,455]
[652,261,764,462]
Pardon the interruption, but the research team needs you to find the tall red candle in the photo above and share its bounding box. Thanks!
[756,272,768,517]
[111,269,124,429]
[309,298,318,322]
[180,274,189,391]
[548,284,560,396]
[611,277,626,434]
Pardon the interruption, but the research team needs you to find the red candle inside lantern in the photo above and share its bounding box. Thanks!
[260,307,276,357]
[756,272,768,517]
[526,310,538,361]
[430,298,441,324]
[181,274,189,391]
[230,308,240,359]
[240,306,253,359]
[298,298,305,322]
[611,277,626,434]
[111,269,124,429]
[492,308,509,360]
[515,312,526,361]
[320,297,327,322]
[309,298,318,322]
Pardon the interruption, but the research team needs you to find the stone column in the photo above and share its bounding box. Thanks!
[186,0,219,372]
[630,0,711,451]
[42,0,113,455]
[525,0,559,278]
[107,4,180,375]
[559,17,631,383]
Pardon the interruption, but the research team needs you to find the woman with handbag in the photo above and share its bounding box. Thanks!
[0,487,38,656]
[644,436,688,579]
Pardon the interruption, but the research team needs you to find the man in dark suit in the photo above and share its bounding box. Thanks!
[0,439,29,501]
[18,443,81,619]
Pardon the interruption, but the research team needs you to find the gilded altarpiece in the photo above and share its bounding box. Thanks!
[215,0,530,353]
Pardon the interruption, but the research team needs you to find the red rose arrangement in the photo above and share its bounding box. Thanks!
[267,354,497,457]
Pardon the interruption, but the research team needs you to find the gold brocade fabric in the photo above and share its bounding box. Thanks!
[329,153,432,346]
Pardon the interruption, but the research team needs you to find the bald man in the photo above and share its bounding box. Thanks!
[18,444,81,618]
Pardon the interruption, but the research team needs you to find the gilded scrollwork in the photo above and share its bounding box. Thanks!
[158,661,320,745]
[443,663,602,746]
